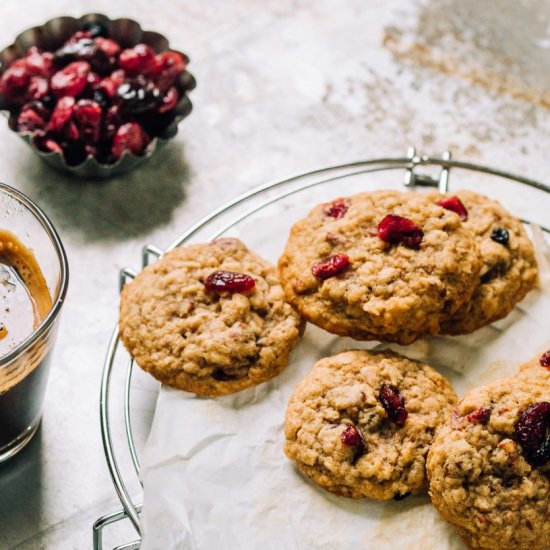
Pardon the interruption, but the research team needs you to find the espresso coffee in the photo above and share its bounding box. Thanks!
[0,230,52,450]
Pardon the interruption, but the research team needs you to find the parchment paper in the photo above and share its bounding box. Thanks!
[139,196,550,550]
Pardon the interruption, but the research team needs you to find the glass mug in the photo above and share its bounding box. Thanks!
[0,182,68,463]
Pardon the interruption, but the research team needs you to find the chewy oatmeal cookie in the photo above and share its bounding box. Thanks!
[278,190,482,345]
[427,371,550,550]
[284,350,457,500]
[426,190,538,334]
[119,238,304,397]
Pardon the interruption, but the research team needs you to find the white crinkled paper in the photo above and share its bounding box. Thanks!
[139,188,550,550]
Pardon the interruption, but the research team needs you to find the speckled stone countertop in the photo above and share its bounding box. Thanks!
[0,1,549,548]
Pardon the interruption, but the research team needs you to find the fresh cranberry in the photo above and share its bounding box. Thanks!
[74,100,102,142]
[48,96,76,132]
[158,86,179,113]
[312,254,350,279]
[203,271,256,294]
[51,61,91,97]
[515,402,550,466]
[154,51,186,90]
[16,101,49,133]
[378,384,408,425]
[118,44,156,76]
[540,350,550,369]
[467,407,492,425]
[341,424,365,463]
[377,214,424,249]
[324,198,350,219]
[437,196,468,221]
[111,122,151,159]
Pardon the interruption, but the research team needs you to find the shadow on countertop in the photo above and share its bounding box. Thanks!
[12,142,190,243]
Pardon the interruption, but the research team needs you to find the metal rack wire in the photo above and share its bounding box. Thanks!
[93,148,550,549]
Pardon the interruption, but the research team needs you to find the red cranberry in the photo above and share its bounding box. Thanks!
[98,69,125,98]
[378,384,408,425]
[154,51,186,90]
[112,122,151,159]
[323,198,350,219]
[95,37,121,59]
[102,104,122,140]
[25,47,53,77]
[34,135,62,153]
[48,96,76,132]
[0,61,31,102]
[377,214,424,249]
[438,196,468,221]
[515,402,550,466]
[158,86,179,113]
[203,271,256,294]
[467,407,492,425]
[16,101,49,133]
[312,254,350,279]
[118,44,156,77]
[25,77,49,101]
[74,100,102,142]
[341,424,365,463]
[540,350,550,369]
[51,61,91,97]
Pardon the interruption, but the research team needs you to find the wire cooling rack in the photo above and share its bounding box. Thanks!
[92,148,550,549]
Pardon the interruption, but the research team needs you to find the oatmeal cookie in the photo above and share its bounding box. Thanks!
[426,190,538,334]
[427,373,550,550]
[284,350,457,500]
[278,190,482,345]
[119,238,304,397]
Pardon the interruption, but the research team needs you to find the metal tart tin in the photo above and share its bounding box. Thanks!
[0,13,196,178]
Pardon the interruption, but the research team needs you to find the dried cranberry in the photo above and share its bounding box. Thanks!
[158,86,179,113]
[25,77,49,101]
[16,101,49,133]
[98,69,125,97]
[51,61,91,97]
[540,350,550,369]
[437,195,468,221]
[323,198,350,219]
[34,135,62,153]
[74,100,102,142]
[154,51,186,90]
[467,407,492,425]
[102,104,122,141]
[117,77,162,114]
[312,254,350,279]
[515,402,550,466]
[203,271,256,294]
[25,47,53,77]
[491,228,509,245]
[0,61,31,102]
[377,214,424,249]
[54,37,97,66]
[95,37,120,58]
[378,383,408,425]
[48,96,76,132]
[111,122,151,159]
[118,44,156,76]
[341,424,365,463]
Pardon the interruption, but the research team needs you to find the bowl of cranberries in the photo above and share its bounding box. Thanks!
[0,14,195,177]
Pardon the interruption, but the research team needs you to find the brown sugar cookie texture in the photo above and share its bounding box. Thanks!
[284,350,457,500]
[427,368,550,550]
[278,190,482,344]
[119,238,304,397]
[427,189,538,334]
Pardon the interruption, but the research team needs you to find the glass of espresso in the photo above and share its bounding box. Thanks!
[0,182,68,463]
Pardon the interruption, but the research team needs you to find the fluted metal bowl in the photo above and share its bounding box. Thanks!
[0,13,196,178]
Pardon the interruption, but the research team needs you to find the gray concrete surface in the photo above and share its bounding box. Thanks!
[0,0,549,548]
